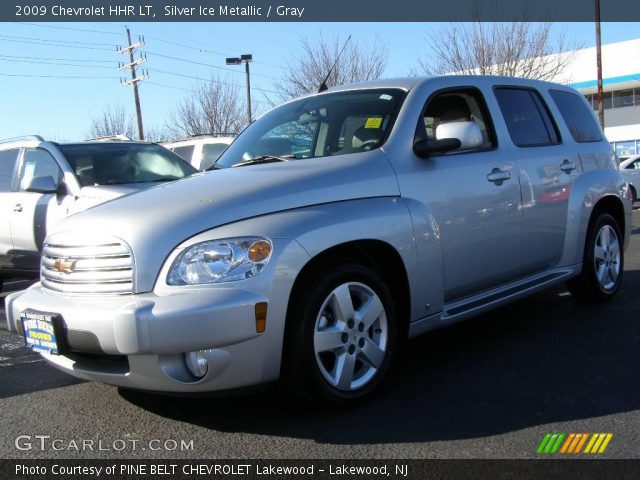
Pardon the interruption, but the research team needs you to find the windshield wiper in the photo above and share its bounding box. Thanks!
[232,154,294,168]
[147,177,180,182]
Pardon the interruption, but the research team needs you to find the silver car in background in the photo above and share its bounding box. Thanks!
[5,76,633,406]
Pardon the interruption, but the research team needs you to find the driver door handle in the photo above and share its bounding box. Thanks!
[13,203,22,212]
[560,160,577,173]
[487,168,511,183]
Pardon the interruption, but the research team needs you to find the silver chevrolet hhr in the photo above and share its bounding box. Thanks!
[5,76,633,405]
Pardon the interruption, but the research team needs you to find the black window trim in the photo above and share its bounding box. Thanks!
[414,86,499,157]
[493,85,563,148]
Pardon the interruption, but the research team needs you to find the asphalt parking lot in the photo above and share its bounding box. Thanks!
[1,210,638,460]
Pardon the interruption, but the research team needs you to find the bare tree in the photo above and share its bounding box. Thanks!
[276,35,388,100]
[166,76,247,139]
[418,22,580,82]
[89,105,136,139]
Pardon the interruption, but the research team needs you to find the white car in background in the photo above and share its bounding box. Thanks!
[163,135,235,170]
[619,155,639,204]
[0,135,196,287]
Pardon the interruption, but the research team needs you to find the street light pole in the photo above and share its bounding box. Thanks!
[245,60,252,124]
[595,0,605,128]
[226,54,253,124]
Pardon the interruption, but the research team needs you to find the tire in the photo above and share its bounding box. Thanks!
[282,261,399,407]
[567,213,624,302]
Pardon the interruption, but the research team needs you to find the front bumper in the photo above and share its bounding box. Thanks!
[6,285,278,393]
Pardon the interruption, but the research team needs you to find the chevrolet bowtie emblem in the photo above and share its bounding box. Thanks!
[52,258,76,274]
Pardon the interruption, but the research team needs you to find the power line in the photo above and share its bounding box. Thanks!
[148,67,280,95]
[0,57,113,69]
[0,33,115,46]
[0,37,114,51]
[145,80,269,105]
[16,21,285,69]
[0,73,118,79]
[16,22,122,36]
[0,53,114,63]
[144,50,279,80]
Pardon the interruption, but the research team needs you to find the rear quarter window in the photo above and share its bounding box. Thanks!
[549,89,603,143]
[172,145,195,162]
[494,87,560,147]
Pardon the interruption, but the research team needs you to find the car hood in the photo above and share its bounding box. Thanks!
[79,183,148,200]
[52,151,399,292]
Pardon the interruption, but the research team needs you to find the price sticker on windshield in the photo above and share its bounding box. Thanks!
[364,117,383,129]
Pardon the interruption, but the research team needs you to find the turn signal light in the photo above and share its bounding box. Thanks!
[255,302,268,333]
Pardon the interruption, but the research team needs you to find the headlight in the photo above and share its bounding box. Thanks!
[167,237,272,286]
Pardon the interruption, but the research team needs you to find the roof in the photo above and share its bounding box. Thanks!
[327,75,576,94]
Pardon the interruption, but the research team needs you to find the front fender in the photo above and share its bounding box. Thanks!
[188,197,442,324]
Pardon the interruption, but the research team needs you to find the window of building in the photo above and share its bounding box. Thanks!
[494,87,560,147]
[613,89,634,108]
[614,141,637,158]
[550,90,602,143]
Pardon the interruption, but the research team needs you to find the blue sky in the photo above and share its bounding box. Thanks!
[1,22,638,141]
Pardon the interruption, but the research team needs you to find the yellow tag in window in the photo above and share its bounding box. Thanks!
[364,117,382,129]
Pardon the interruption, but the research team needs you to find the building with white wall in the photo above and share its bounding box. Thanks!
[562,39,640,157]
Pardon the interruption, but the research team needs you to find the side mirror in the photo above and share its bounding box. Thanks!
[25,175,58,194]
[435,121,483,150]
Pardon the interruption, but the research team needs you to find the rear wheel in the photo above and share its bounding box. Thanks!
[567,213,623,302]
[282,261,398,407]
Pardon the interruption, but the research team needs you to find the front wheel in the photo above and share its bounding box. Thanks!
[567,213,624,302]
[282,262,398,407]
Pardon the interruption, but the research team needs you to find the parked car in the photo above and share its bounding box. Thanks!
[163,135,235,170]
[619,155,639,204]
[5,76,632,405]
[0,136,196,286]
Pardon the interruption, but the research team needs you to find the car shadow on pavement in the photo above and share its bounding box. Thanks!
[120,268,640,444]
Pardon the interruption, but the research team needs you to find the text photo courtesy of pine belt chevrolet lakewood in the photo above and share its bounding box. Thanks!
[0,137,197,284]
[4,75,632,406]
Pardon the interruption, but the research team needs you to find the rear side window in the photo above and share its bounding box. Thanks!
[494,87,560,147]
[0,148,20,192]
[201,143,229,170]
[549,89,603,143]
[172,145,195,162]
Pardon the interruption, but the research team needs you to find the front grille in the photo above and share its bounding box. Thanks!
[41,238,134,295]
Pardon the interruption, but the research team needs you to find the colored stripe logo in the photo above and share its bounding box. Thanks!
[537,433,613,454]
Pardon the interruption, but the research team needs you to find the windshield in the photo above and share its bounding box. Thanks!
[59,143,197,187]
[216,88,406,168]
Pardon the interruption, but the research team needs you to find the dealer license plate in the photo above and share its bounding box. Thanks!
[20,310,60,355]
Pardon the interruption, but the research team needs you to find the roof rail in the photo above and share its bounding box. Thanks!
[187,132,238,139]
[84,134,132,142]
[0,135,44,145]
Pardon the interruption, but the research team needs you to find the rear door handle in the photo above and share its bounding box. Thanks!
[487,168,511,184]
[13,203,22,212]
[560,160,577,173]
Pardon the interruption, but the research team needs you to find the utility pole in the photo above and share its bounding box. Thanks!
[117,28,148,140]
[595,0,605,128]
[226,54,253,124]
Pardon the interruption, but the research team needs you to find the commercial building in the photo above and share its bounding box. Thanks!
[562,38,640,158]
